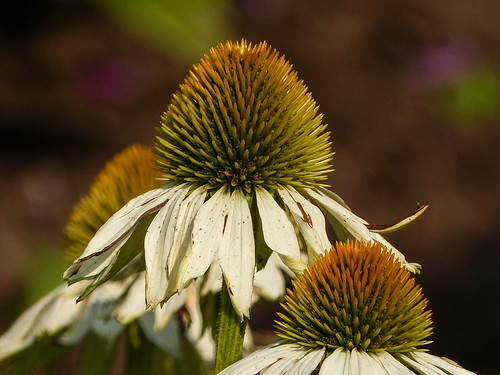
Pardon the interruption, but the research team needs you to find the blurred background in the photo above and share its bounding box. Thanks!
[1,0,499,373]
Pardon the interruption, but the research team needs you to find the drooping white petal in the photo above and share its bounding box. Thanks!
[153,288,188,331]
[64,183,178,281]
[369,233,421,273]
[305,188,372,240]
[279,186,331,256]
[286,348,325,375]
[253,252,286,300]
[277,253,309,276]
[319,348,348,374]
[194,327,216,363]
[144,184,190,308]
[115,274,147,325]
[217,189,255,318]
[200,260,223,295]
[372,351,414,374]
[0,291,55,358]
[44,285,92,335]
[166,186,208,296]
[177,187,229,290]
[255,186,300,258]
[264,346,308,375]
[183,283,202,340]
[0,283,79,359]
[356,350,387,375]
[348,348,362,374]
[398,353,448,375]
[65,231,133,284]
[305,188,416,271]
[410,352,476,375]
[85,278,133,340]
[218,342,295,375]
[0,282,90,359]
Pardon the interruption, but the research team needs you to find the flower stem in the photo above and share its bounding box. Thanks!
[215,279,247,373]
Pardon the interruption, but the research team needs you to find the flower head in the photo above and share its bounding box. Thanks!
[0,145,212,367]
[276,241,432,353]
[64,40,425,319]
[64,144,163,262]
[219,241,475,374]
[154,39,333,192]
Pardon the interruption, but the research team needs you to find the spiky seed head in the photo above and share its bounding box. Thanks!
[64,145,162,261]
[275,241,434,353]
[155,39,333,194]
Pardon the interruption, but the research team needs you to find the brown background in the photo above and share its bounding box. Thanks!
[1,0,499,373]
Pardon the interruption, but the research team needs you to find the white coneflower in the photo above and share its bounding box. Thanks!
[219,241,475,375]
[63,40,425,319]
[0,145,206,364]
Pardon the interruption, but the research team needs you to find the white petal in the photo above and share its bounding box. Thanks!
[200,260,223,295]
[277,253,309,276]
[166,186,208,296]
[287,348,325,375]
[64,184,178,281]
[144,184,190,308]
[372,351,414,374]
[0,282,89,359]
[265,346,307,375]
[183,284,203,340]
[153,289,187,331]
[255,187,300,258]
[411,352,476,375]
[0,291,54,358]
[85,279,135,340]
[253,252,286,300]
[194,327,216,363]
[43,286,90,335]
[306,188,371,239]
[368,233,420,273]
[279,186,331,256]
[178,187,229,289]
[65,231,132,284]
[356,350,387,375]
[114,274,147,325]
[0,284,73,358]
[398,352,448,375]
[306,188,415,271]
[217,189,255,318]
[320,348,348,374]
[218,342,296,375]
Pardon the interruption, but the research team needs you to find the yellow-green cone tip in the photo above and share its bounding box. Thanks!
[64,145,162,261]
[154,39,333,194]
[275,240,433,353]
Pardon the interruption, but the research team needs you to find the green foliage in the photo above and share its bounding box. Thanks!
[94,0,235,64]
[435,66,500,130]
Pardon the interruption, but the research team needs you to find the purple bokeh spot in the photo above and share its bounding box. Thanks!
[77,59,143,104]
[404,40,478,90]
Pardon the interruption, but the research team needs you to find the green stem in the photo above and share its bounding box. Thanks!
[215,279,247,373]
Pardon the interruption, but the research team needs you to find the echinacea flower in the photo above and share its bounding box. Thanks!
[64,39,425,319]
[0,145,210,368]
[219,241,476,375]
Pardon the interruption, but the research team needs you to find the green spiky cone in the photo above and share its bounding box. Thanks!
[154,39,333,194]
[275,241,434,354]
